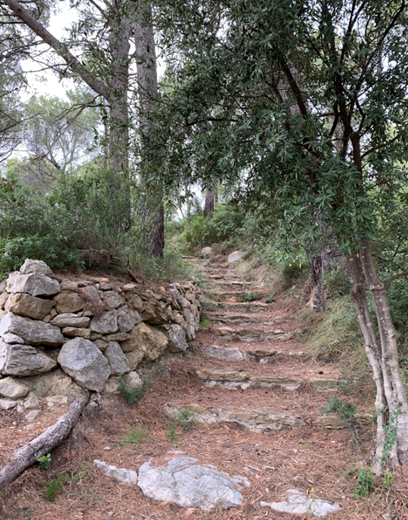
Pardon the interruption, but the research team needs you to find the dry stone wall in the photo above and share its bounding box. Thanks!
[0,259,202,406]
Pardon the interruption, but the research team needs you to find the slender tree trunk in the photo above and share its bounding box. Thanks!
[204,186,216,218]
[347,244,408,471]
[134,3,164,257]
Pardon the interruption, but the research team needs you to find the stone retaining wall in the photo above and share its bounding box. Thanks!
[0,259,202,407]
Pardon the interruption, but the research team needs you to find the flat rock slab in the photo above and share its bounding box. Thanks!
[138,457,250,510]
[51,313,90,328]
[261,489,341,517]
[196,369,303,390]
[94,459,137,485]
[0,342,56,376]
[196,368,248,382]
[210,314,256,325]
[166,404,305,433]
[0,376,29,398]
[201,345,244,361]
[236,328,295,342]
[0,313,64,346]
[216,302,269,313]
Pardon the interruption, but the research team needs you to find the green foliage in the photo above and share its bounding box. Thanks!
[321,397,357,422]
[166,411,197,443]
[182,204,245,250]
[118,427,151,450]
[37,453,51,471]
[240,291,261,302]
[325,268,352,298]
[353,468,376,499]
[378,407,403,470]
[382,471,394,490]
[45,473,69,502]
[117,378,150,405]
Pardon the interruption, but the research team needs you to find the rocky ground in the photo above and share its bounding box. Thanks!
[0,254,407,519]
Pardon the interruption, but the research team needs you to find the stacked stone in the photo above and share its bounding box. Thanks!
[0,259,201,410]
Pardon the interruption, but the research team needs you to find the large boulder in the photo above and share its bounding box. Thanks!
[23,368,82,397]
[121,322,168,363]
[0,376,29,398]
[20,259,54,277]
[117,306,141,333]
[104,341,130,376]
[54,292,86,313]
[0,342,57,376]
[138,457,249,510]
[58,337,111,392]
[0,313,64,346]
[5,292,55,320]
[164,324,189,353]
[51,313,90,328]
[90,310,118,334]
[6,272,60,297]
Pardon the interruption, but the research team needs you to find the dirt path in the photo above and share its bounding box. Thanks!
[1,256,407,519]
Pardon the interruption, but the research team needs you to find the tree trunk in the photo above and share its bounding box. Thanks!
[134,3,164,257]
[204,187,216,218]
[347,243,408,472]
[0,392,90,489]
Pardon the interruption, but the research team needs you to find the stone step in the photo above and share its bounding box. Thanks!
[200,345,311,363]
[195,368,339,391]
[209,314,259,325]
[166,403,305,433]
[212,326,296,342]
[214,302,269,313]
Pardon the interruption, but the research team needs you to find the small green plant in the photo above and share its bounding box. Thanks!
[166,418,179,443]
[199,313,211,327]
[178,410,198,432]
[321,397,357,422]
[118,427,151,450]
[166,411,197,442]
[264,295,275,303]
[117,378,150,405]
[382,470,394,490]
[45,472,69,502]
[353,468,376,499]
[37,453,51,471]
[241,291,261,302]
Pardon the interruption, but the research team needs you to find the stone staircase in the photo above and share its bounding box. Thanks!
[168,256,351,434]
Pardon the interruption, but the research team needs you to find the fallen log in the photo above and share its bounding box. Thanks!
[0,391,90,489]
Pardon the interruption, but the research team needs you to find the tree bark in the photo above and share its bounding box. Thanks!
[134,2,164,257]
[0,391,90,489]
[204,187,215,218]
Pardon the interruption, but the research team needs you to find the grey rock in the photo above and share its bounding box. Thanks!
[51,313,90,328]
[2,333,24,344]
[0,398,17,410]
[105,332,130,342]
[125,371,143,389]
[201,345,244,361]
[6,271,60,297]
[164,324,189,353]
[0,342,57,376]
[201,247,213,258]
[25,409,40,422]
[0,376,29,398]
[227,251,249,264]
[138,457,249,510]
[62,327,91,339]
[24,392,40,409]
[81,285,102,304]
[261,489,341,517]
[117,306,141,333]
[128,293,143,312]
[105,341,130,376]
[58,337,111,392]
[90,310,118,334]
[103,291,124,309]
[20,259,54,277]
[0,313,64,346]
[94,459,137,485]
